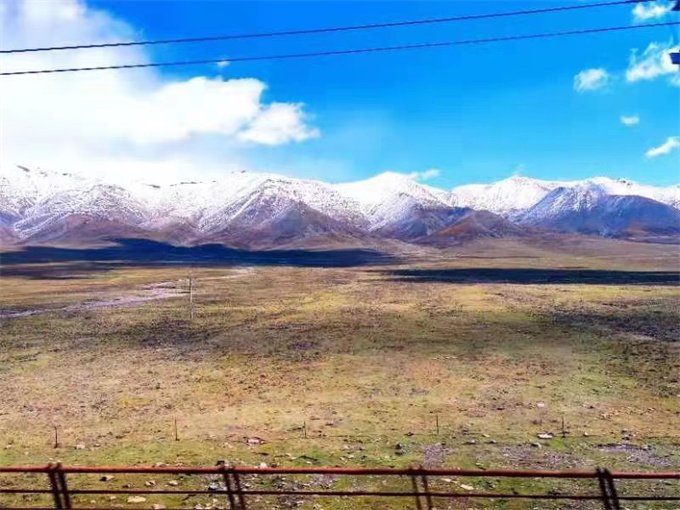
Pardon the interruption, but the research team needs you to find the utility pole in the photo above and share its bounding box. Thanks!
[188,272,195,320]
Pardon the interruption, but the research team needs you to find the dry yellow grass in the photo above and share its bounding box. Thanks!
[1,239,679,508]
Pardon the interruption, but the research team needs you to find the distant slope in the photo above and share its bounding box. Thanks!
[520,185,680,237]
[203,200,364,249]
[419,210,528,247]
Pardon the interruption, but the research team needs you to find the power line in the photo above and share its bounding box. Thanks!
[0,0,654,55]
[1,21,677,77]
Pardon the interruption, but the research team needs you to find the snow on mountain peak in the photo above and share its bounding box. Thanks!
[449,175,679,216]
[448,175,564,217]
[1,164,678,245]
[335,171,449,229]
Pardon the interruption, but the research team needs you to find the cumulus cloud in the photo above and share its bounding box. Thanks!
[645,136,680,158]
[620,115,640,126]
[626,40,679,85]
[574,68,609,92]
[238,103,320,145]
[0,0,318,183]
[407,168,441,181]
[216,60,230,68]
[632,0,673,21]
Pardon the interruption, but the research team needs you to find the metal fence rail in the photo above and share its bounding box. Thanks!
[1,464,678,510]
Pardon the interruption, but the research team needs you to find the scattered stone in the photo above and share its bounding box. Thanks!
[108,496,117,501]
[531,442,542,448]
[405,432,414,437]
[90,500,96,504]
[536,402,547,408]
[465,440,476,445]
[74,444,86,450]
[459,484,475,491]
[152,505,166,510]
[144,480,156,487]
[442,478,453,483]
[99,475,114,482]
[244,437,265,446]
[167,480,179,486]
[488,439,497,445]
[207,482,223,492]
[583,432,590,437]
[537,433,554,440]
[127,496,146,504]
[259,462,268,469]
[152,462,166,468]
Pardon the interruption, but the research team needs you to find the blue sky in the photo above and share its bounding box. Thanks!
[2,0,679,187]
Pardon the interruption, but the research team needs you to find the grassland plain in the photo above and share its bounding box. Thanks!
[1,238,679,509]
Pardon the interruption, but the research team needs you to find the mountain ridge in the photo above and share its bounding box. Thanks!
[1,165,678,248]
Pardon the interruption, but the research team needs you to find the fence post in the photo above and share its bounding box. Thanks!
[46,463,63,510]
[221,465,237,510]
[420,471,434,510]
[409,470,424,510]
[53,426,60,449]
[603,469,621,510]
[596,467,622,510]
[435,415,440,436]
[233,469,247,510]
[55,463,72,510]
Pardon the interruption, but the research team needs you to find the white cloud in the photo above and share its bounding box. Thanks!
[632,1,673,21]
[645,136,680,158]
[0,0,318,183]
[216,60,230,68]
[238,103,320,145]
[620,115,640,126]
[574,68,609,92]
[626,40,679,84]
[407,168,441,181]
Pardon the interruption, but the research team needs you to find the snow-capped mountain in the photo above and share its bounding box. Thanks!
[448,176,568,218]
[519,183,680,237]
[420,210,529,247]
[1,165,678,248]
[448,175,679,218]
[0,165,88,224]
[335,172,463,239]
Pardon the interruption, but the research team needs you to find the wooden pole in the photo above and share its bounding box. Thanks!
[53,426,59,449]
[435,415,440,435]
[188,273,194,321]
[174,417,179,442]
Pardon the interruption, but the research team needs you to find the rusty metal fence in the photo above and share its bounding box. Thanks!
[1,464,678,510]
